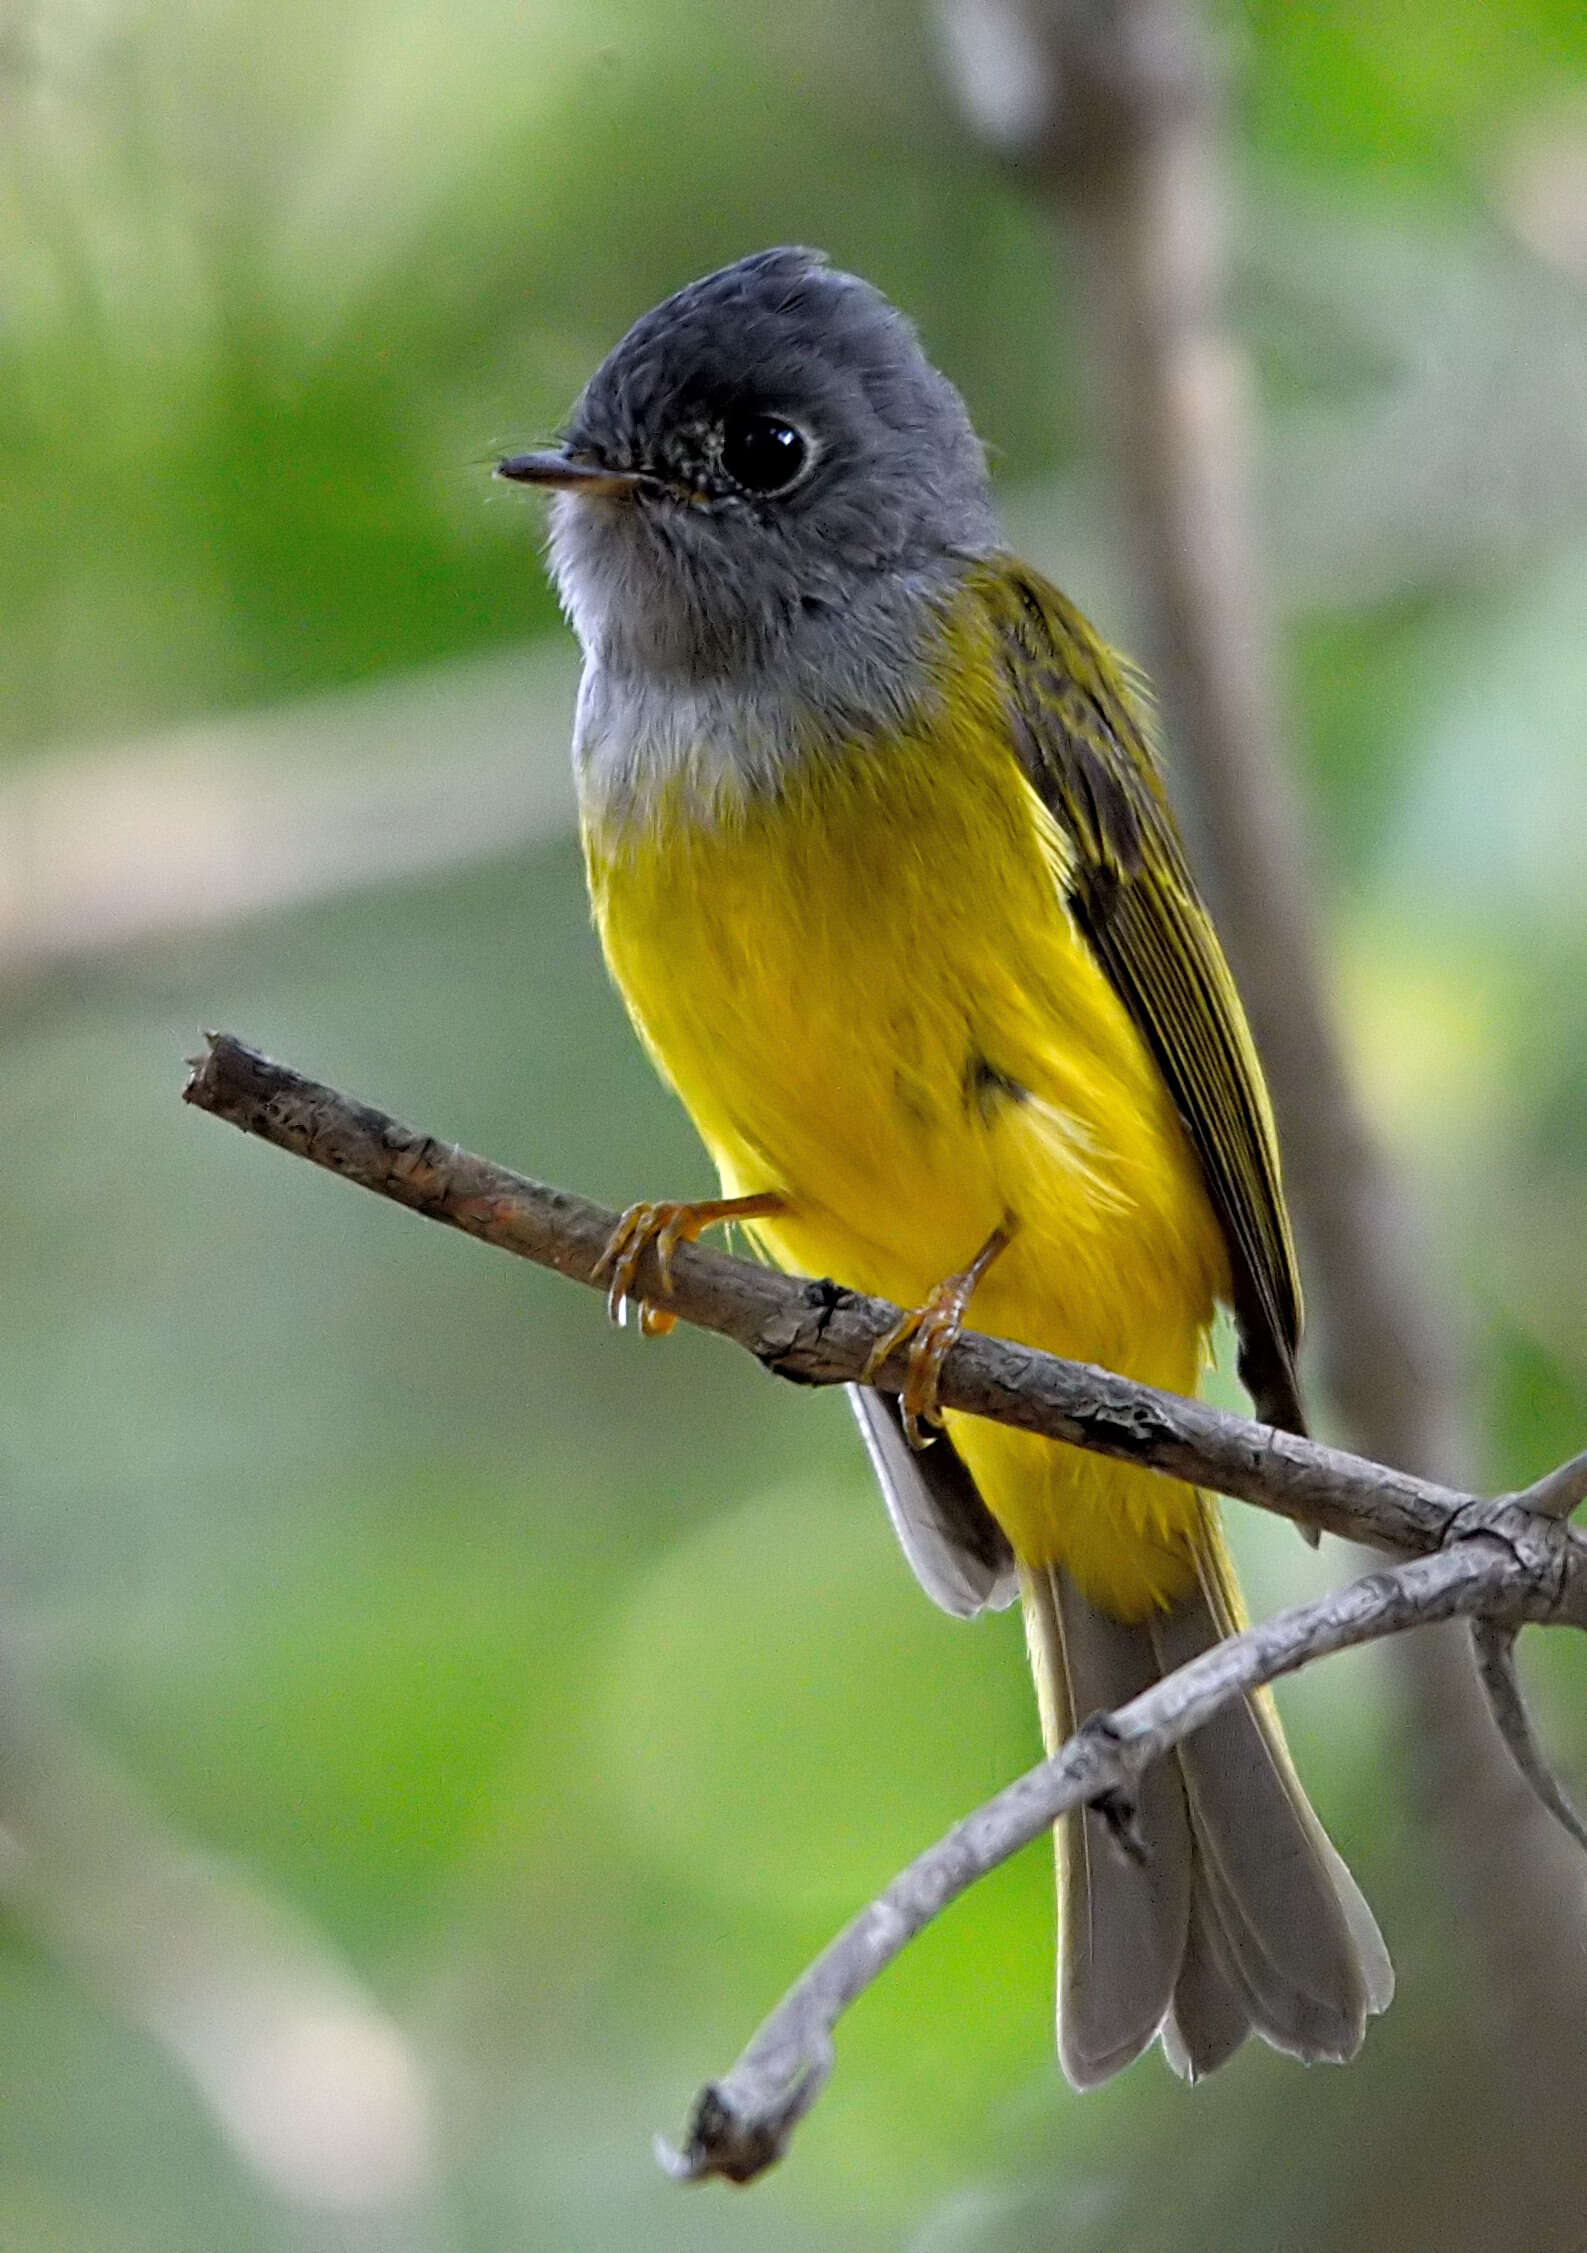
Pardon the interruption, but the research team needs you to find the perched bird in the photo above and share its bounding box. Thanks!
[499,247,1391,2085]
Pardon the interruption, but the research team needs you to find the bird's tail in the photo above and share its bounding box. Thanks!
[1020,1510,1392,2088]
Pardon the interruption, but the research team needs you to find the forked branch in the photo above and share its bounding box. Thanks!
[181,1033,1587,2181]
[661,1544,1521,2181]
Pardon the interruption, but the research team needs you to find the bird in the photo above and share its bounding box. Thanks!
[498,245,1391,2086]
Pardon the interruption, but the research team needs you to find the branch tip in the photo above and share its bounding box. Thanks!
[1471,1620,1587,1855]
[182,1029,233,1105]
[658,2055,831,2187]
[1518,1450,1587,1522]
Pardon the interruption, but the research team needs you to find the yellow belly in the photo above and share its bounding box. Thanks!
[582,653,1228,1618]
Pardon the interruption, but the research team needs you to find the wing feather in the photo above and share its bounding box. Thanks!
[985,564,1306,1434]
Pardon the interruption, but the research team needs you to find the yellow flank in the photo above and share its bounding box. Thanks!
[583,581,1230,1621]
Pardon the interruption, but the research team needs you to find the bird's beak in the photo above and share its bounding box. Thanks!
[494,448,641,498]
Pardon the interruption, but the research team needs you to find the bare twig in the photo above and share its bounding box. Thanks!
[180,1032,1587,1589]
[1470,1621,1587,1855]
[182,1032,1587,2177]
[1519,1448,1587,1522]
[662,1544,1517,2184]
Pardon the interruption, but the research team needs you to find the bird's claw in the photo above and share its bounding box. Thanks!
[861,1222,1013,1448]
[593,1200,699,1328]
[863,1287,973,1448]
[593,1191,785,1331]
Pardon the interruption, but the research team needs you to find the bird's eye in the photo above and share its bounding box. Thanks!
[718,412,810,496]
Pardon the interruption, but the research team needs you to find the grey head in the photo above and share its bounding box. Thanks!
[500,248,1000,707]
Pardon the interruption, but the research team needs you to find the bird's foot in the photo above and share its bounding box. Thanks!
[594,1192,785,1334]
[862,1221,1013,1447]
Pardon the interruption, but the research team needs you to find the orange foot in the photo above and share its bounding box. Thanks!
[862,1221,1014,1448]
[593,1192,786,1335]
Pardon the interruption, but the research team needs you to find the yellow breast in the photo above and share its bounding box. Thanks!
[580,594,1228,1615]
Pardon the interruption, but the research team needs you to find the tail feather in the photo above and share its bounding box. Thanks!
[1160,1856,1252,2081]
[1151,1582,1392,2062]
[1024,1563,1191,2088]
[1021,1526,1391,2089]
[1161,1659,1374,2060]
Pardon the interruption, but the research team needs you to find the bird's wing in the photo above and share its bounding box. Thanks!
[983,562,1306,1434]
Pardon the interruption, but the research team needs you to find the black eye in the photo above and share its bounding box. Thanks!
[718,413,810,496]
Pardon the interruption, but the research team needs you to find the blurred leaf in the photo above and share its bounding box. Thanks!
[595,1472,1035,1919]
[1244,0,1587,188]
[1381,538,1587,925]
[1485,1313,1587,1490]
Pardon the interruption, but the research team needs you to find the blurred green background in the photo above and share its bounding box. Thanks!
[4,0,1587,2246]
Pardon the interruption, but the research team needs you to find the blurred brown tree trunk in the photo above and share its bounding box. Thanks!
[937,0,1587,2241]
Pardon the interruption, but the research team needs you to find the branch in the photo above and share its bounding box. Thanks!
[181,1033,1587,2178]
[1519,1448,1587,1522]
[1470,1621,1587,1855]
[659,1543,1511,2182]
[180,1032,1575,1584]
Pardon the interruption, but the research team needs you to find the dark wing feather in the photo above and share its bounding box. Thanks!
[986,564,1306,1434]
